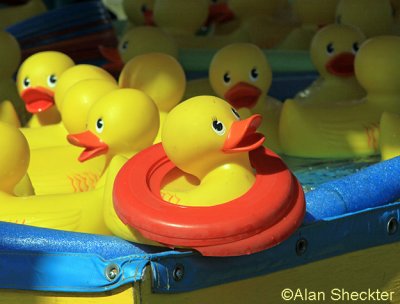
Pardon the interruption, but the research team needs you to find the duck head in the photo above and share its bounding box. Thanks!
[355,36,400,107]
[336,0,394,38]
[54,64,116,113]
[310,24,366,79]
[123,0,155,26]
[16,51,74,114]
[0,31,21,80]
[153,0,209,35]
[68,88,159,162]
[292,0,338,27]
[209,43,272,110]
[119,52,185,113]
[162,96,264,180]
[61,79,118,134]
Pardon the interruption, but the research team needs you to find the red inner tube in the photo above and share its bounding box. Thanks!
[113,143,305,256]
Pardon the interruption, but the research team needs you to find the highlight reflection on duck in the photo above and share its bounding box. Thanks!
[279,35,400,158]
[209,42,281,152]
[293,24,366,105]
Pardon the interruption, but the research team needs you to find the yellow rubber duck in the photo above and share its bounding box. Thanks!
[227,0,293,48]
[380,112,400,160]
[0,89,159,235]
[0,0,47,29]
[336,0,394,38]
[0,30,27,126]
[209,43,281,152]
[118,52,185,143]
[99,26,178,72]
[293,24,366,105]
[20,64,116,150]
[277,0,339,50]
[160,96,264,205]
[123,0,154,26]
[279,35,400,158]
[27,79,118,195]
[152,0,249,49]
[16,51,75,128]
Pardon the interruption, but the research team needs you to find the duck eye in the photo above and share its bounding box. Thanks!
[211,118,226,136]
[141,4,147,13]
[352,42,360,54]
[326,43,334,55]
[22,77,30,89]
[120,40,129,51]
[47,74,57,88]
[96,118,104,133]
[223,72,231,85]
[231,107,240,120]
[249,68,258,82]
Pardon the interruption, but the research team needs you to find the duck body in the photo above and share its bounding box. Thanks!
[110,96,305,256]
[293,24,366,105]
[280,36,400,158]
[380,112,400,160]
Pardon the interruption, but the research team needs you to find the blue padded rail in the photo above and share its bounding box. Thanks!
[0,157,399,293]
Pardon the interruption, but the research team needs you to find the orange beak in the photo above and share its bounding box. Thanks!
[67,130,108,162]
[222,114,265,153]
[21,87,55,113]
[206,3,235,25]
[325,52,355,77]
[143,9,155,26]
[224,82,262,110]
[98,45,124,72]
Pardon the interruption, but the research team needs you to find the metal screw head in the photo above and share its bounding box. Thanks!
[296,238,308,256]
[387,217,398,235]
[172,264,184,282]
[105,264,120,281]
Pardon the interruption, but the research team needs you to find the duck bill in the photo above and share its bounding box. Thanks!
[98,45,124,71]
[143,9,155,26]
[224,82,262,110]
[21,87,55,113]
[67,130,108,162]
[325,52,355,77]
[222,114,265,153]
[207,3,235,25]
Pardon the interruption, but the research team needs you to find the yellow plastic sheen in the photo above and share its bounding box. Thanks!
[380,112,400,160]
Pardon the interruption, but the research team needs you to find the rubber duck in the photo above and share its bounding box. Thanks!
[227,0,294,48]
[152,0,249,49]
[0,0,46,29]
[206,0,235,28]
[99,26,178,72]
[277,0,339,50]
[279,36,400,158]
[119,52,185,143]
[20,64,116,150]
[123,0,154,26]
[0,30,28,125]
[336,0,394,38]
[27,79,118,195]
[293,24,366,105]
[209,43,281,152]
[110,95,306,256]
[16,51,75,128]
[0,89,159,235]
[380,112,400,160]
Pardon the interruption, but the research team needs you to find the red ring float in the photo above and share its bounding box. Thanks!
[113,143,305,256]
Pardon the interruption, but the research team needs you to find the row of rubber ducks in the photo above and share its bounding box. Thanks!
[0,47,305,255]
